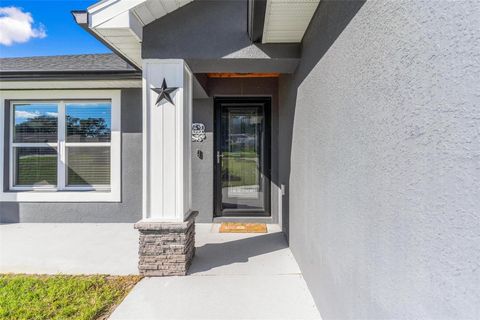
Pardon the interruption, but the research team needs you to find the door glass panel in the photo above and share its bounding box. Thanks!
[220,106,265,212]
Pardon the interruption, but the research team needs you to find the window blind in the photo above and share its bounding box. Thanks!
[14,147,57,186]
[67,147,111,186]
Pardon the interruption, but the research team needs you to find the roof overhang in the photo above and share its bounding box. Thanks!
[74,0,320,70]
[0,68,142,89]
[74,0,193,69]
[0,70,141,81]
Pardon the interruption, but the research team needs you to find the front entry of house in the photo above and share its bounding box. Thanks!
[214,97,271,217]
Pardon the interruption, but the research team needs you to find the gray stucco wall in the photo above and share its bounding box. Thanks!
[282,0,480,318]
[191,98,214,223]
[142,0,300,74]
[0,89,142,223]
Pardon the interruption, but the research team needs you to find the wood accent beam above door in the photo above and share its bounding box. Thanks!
[207,73,280,78]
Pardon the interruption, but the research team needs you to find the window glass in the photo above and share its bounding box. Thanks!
[13,104,58,143]
[66,102,111,142]
[10,99,115,191]
[14,147,57,186]
[67,147,111,186]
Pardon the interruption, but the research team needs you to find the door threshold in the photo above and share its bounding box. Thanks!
[213,216,275,224]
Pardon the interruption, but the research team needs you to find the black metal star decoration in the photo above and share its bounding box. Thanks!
[151,78,178,106]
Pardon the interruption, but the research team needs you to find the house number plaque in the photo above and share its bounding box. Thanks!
[192,123,206,142]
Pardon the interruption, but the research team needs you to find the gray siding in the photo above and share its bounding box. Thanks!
[0,89,142,223]
[282,0,480,318]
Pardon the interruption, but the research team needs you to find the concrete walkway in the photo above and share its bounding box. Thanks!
[110,224,321,320]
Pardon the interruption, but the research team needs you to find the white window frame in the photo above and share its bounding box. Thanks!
[0,90,121,202]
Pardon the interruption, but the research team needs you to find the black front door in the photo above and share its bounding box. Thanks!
[214,98,271,217]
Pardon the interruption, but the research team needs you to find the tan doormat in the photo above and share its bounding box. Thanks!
[219,223,267,233]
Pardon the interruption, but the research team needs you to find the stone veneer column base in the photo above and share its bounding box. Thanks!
[134,211,198,276]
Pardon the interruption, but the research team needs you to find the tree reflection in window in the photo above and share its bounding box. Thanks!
[14,104,58,143]
[66,103,111,142]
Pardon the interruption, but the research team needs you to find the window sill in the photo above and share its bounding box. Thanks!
[0,189,120,202]
[9,187,112,192]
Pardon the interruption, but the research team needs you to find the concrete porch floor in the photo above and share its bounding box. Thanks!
[110,224,321,320]
[0,223,321,319]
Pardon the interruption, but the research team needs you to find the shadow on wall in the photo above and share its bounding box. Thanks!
[0,203,19,223]
[278,0,366,239]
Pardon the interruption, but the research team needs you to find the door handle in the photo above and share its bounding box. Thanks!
[216,151,224,164]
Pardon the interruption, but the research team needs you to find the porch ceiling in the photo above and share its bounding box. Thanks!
[262,0,320,43]
[79,0,319,69]
[131,0,192,25]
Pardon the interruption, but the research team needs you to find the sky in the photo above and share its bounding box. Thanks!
[0,0,111,58]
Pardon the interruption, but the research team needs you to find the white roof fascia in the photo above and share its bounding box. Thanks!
[86,0,192,70]
[87,0,146,68]
[98,10,143,41]
[88,0,146,29]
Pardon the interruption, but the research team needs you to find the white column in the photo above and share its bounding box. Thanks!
[142,59,193,221]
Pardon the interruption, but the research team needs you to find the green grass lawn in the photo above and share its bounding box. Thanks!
[16,151,110,186]
[0,274,141,320]
[222,152,259,187]
[16,154,57,185]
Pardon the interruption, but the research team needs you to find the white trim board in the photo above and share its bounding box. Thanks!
[0,90,122,202]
